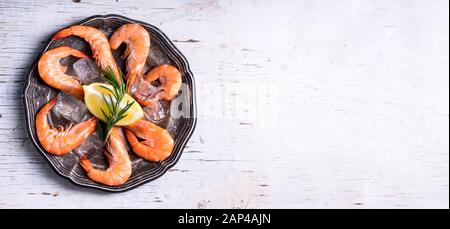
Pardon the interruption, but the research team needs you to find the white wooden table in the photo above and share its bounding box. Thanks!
[0,0,448,209]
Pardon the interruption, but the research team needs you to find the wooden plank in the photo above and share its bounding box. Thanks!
[0,0,448,208]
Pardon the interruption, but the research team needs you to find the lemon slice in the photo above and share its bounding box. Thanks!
[82,83,143,126]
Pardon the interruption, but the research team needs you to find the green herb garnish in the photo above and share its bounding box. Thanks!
[98,67,135,140]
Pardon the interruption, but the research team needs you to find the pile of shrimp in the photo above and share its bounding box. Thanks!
[36,24,181,186]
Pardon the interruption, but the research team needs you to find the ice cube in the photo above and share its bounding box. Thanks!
[135,78,159,96]
[165,116,179,137]
[52,36,90,55]
[59,56,80,69]
[33,83,56,108]
[52,92,91,123]
[73,131,105,157]
[143,100,168,123]
[72,58,106,85]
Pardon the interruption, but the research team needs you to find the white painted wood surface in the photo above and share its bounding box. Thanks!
[0,0,448,209]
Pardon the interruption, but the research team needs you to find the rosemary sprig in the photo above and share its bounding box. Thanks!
[98,67,135,140]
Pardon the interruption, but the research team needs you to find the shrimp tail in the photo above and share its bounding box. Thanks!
[47,97,58,107]
[126,73,138,94]
[125,120,174,162]
[52,28,72,40]
[79,154,92,172]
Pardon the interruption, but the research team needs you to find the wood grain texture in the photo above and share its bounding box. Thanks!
[0,0,448,208]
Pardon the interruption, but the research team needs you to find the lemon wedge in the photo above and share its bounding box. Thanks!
[82,83,143,126]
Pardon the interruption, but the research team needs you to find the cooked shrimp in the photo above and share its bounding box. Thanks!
[38,46,87,99]
[109,23,150,93]
[79,127,132,186]
[134,64,182,106]
[52,25,122,83]
[125,119,174,162]
[36,98,97,155]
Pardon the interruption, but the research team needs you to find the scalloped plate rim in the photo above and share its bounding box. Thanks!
[22,14,197,192]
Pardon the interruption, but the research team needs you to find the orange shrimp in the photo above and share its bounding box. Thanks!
[38,46,87,99]
[79,127,132,186]
[36,98,97,155]
[133,64,182,107]
[52,25,122,83]
[125,119,174,162]
[109,23,150,93]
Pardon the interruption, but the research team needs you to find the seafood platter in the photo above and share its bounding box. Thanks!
[23,15,197,192]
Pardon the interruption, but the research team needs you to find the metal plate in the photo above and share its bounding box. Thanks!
[23,14,197,192]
